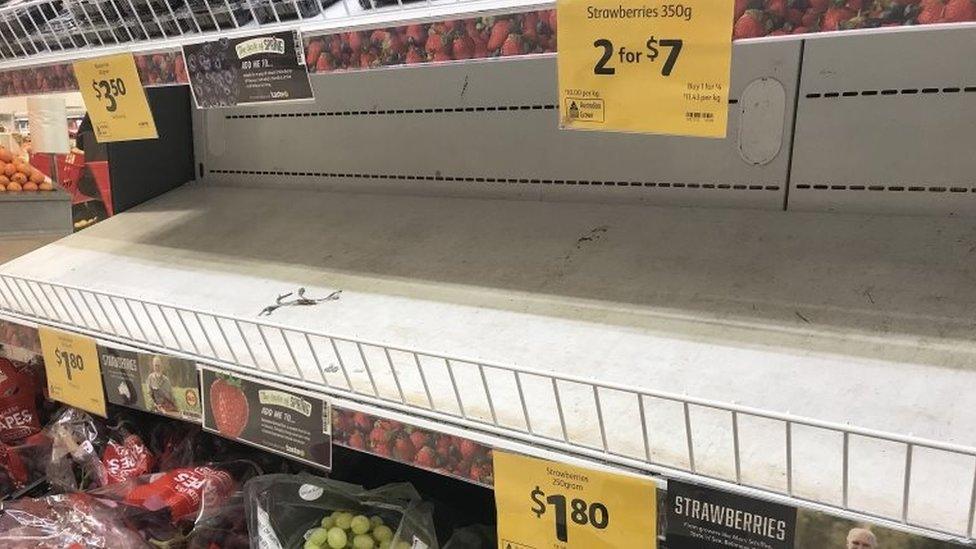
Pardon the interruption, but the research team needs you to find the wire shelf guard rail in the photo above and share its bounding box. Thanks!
[0,0,546,68]
[0,271,975,542]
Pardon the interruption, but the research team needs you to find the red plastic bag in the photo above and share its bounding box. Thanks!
[125,466,236,520]
[0,358,42,444]
[0,492,151,548]
[101,433,155,485]
[45,407,155,491]
[0,433,50,497]
[93,460,260,524]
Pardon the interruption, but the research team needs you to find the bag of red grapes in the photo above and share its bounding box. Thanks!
[43,407,155,492]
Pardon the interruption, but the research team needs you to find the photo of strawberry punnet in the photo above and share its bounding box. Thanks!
[301,1,976,73]
[209,375,248,439]
[303,10,559,74]
[333,408,494,485]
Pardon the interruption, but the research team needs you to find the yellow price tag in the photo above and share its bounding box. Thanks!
[494,450,658,548]
[557,0,733,137]
[38,327,106,416]
[74,53,159,142]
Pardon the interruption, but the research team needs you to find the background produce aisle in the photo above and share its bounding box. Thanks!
[0,0,972,546]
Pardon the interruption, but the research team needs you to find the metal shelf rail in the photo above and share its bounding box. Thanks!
[0,271,974,542]
[0,0,549,69]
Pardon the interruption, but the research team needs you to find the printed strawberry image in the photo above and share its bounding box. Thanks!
[487,18,513,51]
[209,376,248,439]
[944,0,975,20]
[406,47,425,64]
[414,446,437,468]
[500,34,525,56]
[405,24,427,46]
[822,4,855,29]
[733,10,769,38]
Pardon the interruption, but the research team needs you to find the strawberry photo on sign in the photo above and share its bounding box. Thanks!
[199,366,332,470]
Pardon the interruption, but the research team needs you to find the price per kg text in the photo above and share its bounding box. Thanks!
[530,485,610,542]
[594,37,683,76]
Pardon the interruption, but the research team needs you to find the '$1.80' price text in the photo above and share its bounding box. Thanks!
[530,485,610,542]
[54,347,85,381]
[593,36,683,77]
[91,78,128,113]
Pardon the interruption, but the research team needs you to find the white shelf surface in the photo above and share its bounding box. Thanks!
[1,183,975,538]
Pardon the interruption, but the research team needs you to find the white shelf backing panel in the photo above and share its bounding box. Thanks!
[1,185,976,539]
[790,25,976,216]
[198,40,800,210]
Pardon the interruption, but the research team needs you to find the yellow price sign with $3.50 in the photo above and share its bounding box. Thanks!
[557,0,733,137]
[74,53,158,142]
[39,327,106,416]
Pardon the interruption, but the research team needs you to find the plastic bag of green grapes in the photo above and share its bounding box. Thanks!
[243,473,438,549]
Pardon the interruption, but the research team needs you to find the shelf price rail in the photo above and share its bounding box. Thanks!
[0,272,973,543]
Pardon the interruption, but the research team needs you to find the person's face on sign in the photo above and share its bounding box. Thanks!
[847,529,877,549]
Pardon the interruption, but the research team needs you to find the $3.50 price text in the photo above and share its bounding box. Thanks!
[54,347,85,381]
[91,78,128,112]
[530,485,609,542]
[593,36,683,76]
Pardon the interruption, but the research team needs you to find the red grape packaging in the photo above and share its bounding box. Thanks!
[244,473,439,549]
[199,366,332,470]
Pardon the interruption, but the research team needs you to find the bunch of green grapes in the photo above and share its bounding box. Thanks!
[303,511,412,549]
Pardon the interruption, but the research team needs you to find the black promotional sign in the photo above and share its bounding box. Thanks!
[99,346,143,410]
[667,480,796,549]
[200,366,332,470]
[183,30,314,108]
[98,346,202,422]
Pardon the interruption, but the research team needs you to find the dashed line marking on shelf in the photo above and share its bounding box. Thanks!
[805,86,976,99]
[795,184,973,193]
[207,169,781,191]
[222,100,741,119]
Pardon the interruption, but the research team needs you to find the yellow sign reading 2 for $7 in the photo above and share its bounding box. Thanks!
[557,0,733,137]
[494,450,658,548]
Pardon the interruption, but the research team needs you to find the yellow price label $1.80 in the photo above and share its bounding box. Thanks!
[74,53,158,143]
[38,327,107,417]
[495,450,657,548]
[557,0,734,137]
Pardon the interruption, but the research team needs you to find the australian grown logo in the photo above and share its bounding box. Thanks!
[235,37,286,59]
